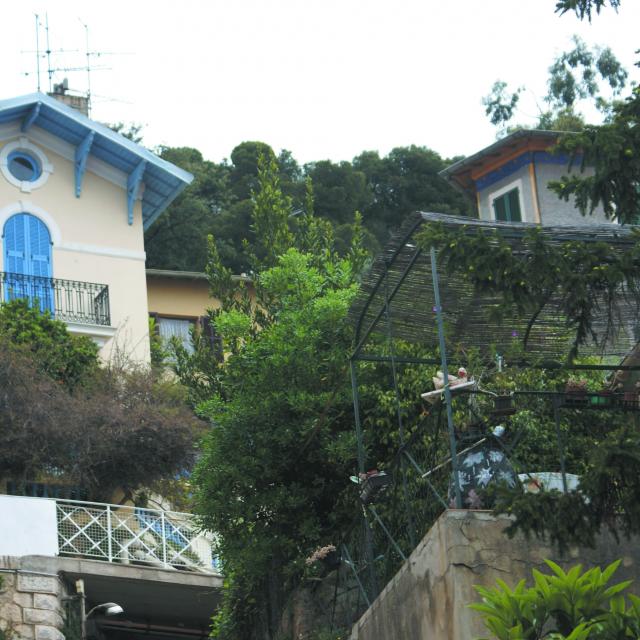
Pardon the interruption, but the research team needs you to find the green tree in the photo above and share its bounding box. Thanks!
[108,122,145,143]
[354,145,471,247]
[555,0,621,21]
[249,151,294,269]
[0,299,98,389]
[0,301,203,502]
[550,70,640,224]
[483,38,627,133]
[145,147,231,271]
[545,0,639,223]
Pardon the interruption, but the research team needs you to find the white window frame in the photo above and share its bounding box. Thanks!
[488,178,527,223]
[0,137,53,193]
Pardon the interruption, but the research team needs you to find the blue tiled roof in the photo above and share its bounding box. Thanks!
[0,93,193,230]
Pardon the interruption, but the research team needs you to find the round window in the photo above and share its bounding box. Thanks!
[7,151,42,182]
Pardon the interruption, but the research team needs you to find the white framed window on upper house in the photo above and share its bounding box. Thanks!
[488,178,527,223]
[0,138,53,193]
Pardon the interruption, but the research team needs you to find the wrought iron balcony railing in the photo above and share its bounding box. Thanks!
[56,499,220,573]
[0,271,110,326]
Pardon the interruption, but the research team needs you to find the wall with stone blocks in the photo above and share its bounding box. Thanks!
[0,558,67,640]
[349,510,640,640]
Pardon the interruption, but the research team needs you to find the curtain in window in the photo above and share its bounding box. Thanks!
[157,317,195,354]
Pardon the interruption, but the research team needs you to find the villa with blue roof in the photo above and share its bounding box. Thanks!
[0,92,193,364]
[440,129,609,225]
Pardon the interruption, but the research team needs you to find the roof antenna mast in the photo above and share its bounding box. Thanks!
[79,19,92,116]
[34,14,41,92]
[45,13,53,92]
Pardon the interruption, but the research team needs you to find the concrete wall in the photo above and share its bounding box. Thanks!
[0,497,57,558]
[0,124,150,364]
[535,162,609,225]
[349,510,640,640]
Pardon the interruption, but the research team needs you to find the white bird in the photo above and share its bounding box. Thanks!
[432,367,468,390]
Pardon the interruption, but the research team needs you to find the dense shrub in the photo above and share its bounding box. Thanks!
[0,302,205,502]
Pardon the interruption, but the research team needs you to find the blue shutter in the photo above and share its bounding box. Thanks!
[27,215,53,313]
[4,214,27,275]
[28,215,51,279]
[3,213,52,312]
[4,214,28,303]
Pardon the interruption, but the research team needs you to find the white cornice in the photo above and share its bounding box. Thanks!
[66,321,117,347]
[56,242,146,262]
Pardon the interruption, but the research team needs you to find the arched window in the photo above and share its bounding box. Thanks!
[3,213,53,313]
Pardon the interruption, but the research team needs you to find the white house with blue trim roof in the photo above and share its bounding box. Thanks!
[440,129,609,225]
[0,94,224,640]
[0,92,193,364]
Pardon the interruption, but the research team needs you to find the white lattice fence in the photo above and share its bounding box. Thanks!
[56,499,218,573]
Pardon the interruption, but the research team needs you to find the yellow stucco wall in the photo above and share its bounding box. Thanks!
[147,276,218,318]
[0,127,151,364]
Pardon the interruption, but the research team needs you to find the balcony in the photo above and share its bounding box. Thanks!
[0,271,110,326]
[0,495,219,575]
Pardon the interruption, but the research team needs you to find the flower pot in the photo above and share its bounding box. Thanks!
[359,473,392,505]
[589,393,612,407]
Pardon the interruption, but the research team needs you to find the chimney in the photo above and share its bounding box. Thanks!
[48,78,89,116]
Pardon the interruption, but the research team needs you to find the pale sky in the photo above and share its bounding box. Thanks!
[3,1,639,165]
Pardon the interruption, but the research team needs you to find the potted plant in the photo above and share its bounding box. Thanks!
[563,378,588,407]
[590,389,613,407]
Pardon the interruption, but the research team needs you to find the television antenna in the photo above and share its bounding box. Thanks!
[21,14,132,116]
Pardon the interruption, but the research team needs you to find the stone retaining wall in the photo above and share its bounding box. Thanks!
[0,558,67,640]
[349,510,640,640]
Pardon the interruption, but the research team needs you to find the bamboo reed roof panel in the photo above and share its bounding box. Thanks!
[350,212,640,360]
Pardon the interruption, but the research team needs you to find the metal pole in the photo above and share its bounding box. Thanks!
[106,505,113,562]
[35,14,41,92]
[368,506,407,561]
[403,450,449,510]
[341,544,371,607]
[553,395,569,494]
[160,511,168,567]
[430,247,462,509]
[382,263,416,548]
[77,578,87,640]
[350,359,366,474]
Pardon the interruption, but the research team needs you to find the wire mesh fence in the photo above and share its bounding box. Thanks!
[56,499,219,573]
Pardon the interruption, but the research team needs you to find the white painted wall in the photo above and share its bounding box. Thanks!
[0,495,58,557]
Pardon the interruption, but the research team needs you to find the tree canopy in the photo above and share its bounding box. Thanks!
[0,300,204,502]
[483,37,628,134]
[144,142,469,274]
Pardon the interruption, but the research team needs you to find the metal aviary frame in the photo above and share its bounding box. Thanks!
[341,212,640,614]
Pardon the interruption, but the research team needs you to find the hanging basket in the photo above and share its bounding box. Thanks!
[359,473,392,505]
